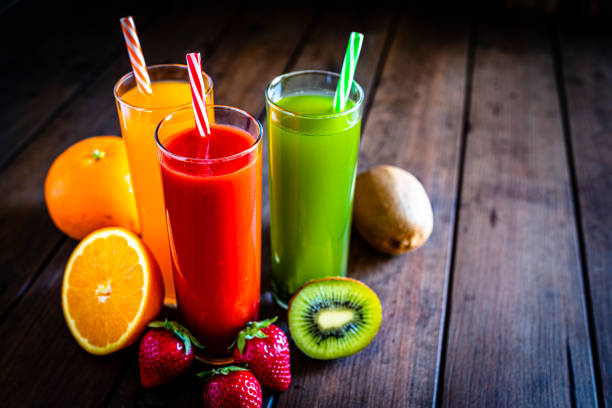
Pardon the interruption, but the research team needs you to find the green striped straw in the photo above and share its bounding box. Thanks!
[332,32,364,112]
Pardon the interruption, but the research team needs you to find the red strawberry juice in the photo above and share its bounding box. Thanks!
[157,112,262,360]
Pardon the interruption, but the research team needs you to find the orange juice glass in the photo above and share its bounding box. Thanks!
[114,64,213,306]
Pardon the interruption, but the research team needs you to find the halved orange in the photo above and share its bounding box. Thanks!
[61,227,164,355]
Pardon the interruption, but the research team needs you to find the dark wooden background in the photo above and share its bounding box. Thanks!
[0,1,610,407]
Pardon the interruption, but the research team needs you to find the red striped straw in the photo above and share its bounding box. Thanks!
[186,52,211,137]
[119,16,153,95]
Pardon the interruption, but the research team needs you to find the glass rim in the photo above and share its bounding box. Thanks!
[155,105,263,165]
[113,63,214,112]
[265,69,365,119]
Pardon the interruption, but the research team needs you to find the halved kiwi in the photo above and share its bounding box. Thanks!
[287,277,382,360]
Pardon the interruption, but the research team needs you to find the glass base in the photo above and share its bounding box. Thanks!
[272,290,289,310]
[195,354,235,366]
[163,298,177,309]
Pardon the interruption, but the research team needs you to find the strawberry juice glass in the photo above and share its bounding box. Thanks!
[156,105,262,363]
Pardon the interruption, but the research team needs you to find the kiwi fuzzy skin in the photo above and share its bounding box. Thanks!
[354,165,433,255]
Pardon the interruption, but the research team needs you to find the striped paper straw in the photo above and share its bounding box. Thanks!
[332,32,364,112]
[120,16,153,95]
[186,52,211,137]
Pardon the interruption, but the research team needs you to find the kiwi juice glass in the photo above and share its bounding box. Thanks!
[266,70,364,307]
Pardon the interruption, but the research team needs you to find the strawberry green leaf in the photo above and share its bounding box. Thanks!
[173,330,192,354]
[148,319,204,354]
[247,316,278,331]
[172,322,205,350]
[197,370,214,380]
[147,320,167,329]
[218,366,247,375]
[233,316,278,353]
[237,334,246,354]
[197,365,247,381]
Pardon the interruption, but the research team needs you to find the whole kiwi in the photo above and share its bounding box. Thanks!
[353,165,433,255]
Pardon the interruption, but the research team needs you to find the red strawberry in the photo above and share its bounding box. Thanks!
[200,366,262,408]
[232,317,291,391]
[138,319,204,388]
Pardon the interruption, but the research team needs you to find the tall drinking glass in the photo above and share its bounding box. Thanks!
[156,105,262,363]
[114,64,214,306]
[266,70,364,308]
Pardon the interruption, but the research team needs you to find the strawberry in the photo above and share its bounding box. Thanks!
[138,319,204,388]
[232,317,291,391]
[199,366,262,408]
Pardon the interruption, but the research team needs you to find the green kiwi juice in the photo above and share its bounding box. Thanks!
[266,71,364,307]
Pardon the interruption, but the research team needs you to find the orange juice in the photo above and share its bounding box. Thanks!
[114,65,213,305]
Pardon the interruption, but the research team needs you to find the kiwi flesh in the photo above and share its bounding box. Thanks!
[288,277,382,360]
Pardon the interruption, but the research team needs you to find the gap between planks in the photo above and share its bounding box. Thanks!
[432,20,477,408]
[550,20,605,408]
[0,236,67,325]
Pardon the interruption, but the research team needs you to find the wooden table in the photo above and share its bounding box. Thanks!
[1,4,610,407]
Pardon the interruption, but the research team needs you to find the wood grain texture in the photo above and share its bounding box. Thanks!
[277,15,469,407]
[440,21,598,407]
[2,7,609,408]
[289,7,392,98]
[0,240,132,406]
[560,23,612,407]
[0,0,55,61]
[0,10,154,169]
[204,8,314,116]
[0,6,234,322]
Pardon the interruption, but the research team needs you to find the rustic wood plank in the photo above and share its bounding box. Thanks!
[0,0,56,61]
[204,9,313,116]
[0,6,236,322]
[289,8,391,96]
[440,21,598,407]
[0,9,156,169]
[277,14,469,407]
[559,23,612,407]
[0,240,132,406]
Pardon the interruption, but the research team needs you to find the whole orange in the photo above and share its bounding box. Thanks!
[45,136,140,240]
